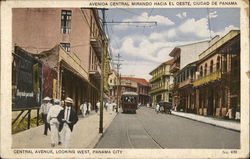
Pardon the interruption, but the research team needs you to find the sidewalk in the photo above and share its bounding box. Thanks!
[12,110,117,148]
[146,106,240,132]
[171,111,240,132]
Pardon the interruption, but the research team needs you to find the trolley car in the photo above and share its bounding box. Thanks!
[121,92,138,113]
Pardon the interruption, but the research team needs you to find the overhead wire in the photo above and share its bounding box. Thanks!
[131,8,155,77]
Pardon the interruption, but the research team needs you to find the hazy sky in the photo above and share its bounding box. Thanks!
[103,8,240,80]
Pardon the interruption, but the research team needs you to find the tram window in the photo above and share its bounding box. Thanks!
[122,96,136,103]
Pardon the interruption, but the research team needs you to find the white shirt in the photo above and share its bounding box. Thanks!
[88,103,92,111]
[40,103,53,114]
[80,104,84,110]
[83,103,87,110]
[47,104,63,122]
[96,102,100,108]
[64,107,71,121]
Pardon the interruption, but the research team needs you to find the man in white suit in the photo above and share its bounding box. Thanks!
[47,99,63,147]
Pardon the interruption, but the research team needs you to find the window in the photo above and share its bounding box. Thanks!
[60,43,70,52]
[200,66,203,77]
[61,10,72,34]
[210,60,213,74]
[204,63,207,76]
[216,56,220,71]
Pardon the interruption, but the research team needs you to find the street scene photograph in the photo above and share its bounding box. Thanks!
[11,7,241,150]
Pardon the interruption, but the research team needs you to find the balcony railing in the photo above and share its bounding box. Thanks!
[149,72,164,83]
[90,36,102,59]
[178,78,193,88]
[89,64,101,78]
[193,71,221,87]
[149,85,170,94]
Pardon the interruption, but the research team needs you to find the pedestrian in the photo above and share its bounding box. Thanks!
[104,101,108,111]
[57,97,78,148]
[40,97,52,135]
[156,103,160,114]
[96,100,100,113]
[87,102,91,115]
[79,101,86,118]
[108,101,113,114]
[47,99,63,147]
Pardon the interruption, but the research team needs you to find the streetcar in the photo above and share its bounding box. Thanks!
[120,92,138,113]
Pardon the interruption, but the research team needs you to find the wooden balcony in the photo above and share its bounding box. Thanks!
[179,78,193,88]
[90,36,102,59]
[149,72,164,83]
[89,64,101,78]
[149,86,165,94]
[193,71,221,87]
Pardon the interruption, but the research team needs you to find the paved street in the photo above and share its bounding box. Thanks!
[95,107,240,149]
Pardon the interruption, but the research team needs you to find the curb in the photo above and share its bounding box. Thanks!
[90,112,119,148]
[144,107,240,132]
[171,113,240,132]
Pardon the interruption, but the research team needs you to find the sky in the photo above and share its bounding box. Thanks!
[103,8,240,81]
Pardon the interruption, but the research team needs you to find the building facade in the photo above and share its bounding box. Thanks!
[169,38,219,111]
[193,30,240,118]
[149,59,174,106]
[12,8,110,113]
[108,69,119,102]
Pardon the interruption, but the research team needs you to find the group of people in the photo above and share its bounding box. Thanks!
[40,97,78,148]
[79,101,92,118]
[95,100,118,113]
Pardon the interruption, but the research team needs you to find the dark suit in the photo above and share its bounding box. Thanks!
[57,107,78,132]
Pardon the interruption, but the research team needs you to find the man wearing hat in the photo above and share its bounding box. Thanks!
[57,97,78,148]
[47,99,63,147]
[40,97,52,135]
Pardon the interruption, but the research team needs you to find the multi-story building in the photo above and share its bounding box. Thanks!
[12,8,110,113]
[193,30,240,118]
[108,69,119,102]
[120,77,151,105]
[149,59,174,106]
[169,38,219,111]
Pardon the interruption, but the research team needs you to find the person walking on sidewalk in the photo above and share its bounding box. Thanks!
[156,103,160,114]
[87,102,91,115]
[80,101,87,118]
[40,97,52,135]
[96,100,100,113]
[47,99,63,147]
[58,97,78,148]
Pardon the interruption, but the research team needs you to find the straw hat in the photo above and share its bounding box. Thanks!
[43,97,51,101]
[65,97,73,104]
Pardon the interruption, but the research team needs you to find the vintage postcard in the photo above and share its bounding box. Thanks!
[0,0,249,158]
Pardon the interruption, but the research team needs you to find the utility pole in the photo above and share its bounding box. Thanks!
[99,8,108,134]
[113,53,123,113]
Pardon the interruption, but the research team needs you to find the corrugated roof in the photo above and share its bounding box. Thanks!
[121,77,150,87]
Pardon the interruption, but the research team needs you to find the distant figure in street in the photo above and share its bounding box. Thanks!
[47,99,63,147]
[80,101,87,118]
[156,103,160,114]
[104,102,108,111]
[40,97,52,135]
[108,101,113,114]
[57,97,78,148]
[96,100,100,113]
[87,102,91,115]
[112,102,116,111]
